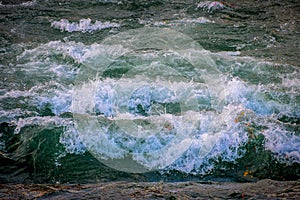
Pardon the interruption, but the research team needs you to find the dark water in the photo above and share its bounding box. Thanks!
[0,0,299,184]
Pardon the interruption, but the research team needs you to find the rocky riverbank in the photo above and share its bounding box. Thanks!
[1,179,299,199]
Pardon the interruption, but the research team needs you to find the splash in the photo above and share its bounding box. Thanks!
[72,27,232,173]
[1,27,299,177]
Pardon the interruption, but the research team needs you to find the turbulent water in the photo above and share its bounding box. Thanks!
[0,0,299,183]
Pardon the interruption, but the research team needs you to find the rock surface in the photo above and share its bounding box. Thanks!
[1,179,299,199]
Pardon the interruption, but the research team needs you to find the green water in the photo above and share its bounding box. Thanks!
[0,0,299,183]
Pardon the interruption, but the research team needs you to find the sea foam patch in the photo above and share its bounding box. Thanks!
[0,0,37,7]
[139,17,214,27]
[51,18,120,33]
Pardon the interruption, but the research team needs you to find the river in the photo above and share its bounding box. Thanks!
[0,0,299,186]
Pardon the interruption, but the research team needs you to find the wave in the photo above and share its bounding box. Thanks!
[0,27,299,180]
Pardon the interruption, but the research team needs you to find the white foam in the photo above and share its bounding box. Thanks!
[263,123,300,164]
[95,0,121,3]
[60,125,86,155]
[51,18,120,33]
[0,0,37,7]
[164,104,250,174]
[69,72,253,172]
[0,89,33,100]
[197,1,227,12]
[0,81,73,118]
[139,17,214,27]
[173,17,215,24]
[282,72,300,88]
[20,0,36,7]
[14,116,73,134]
[0,109,38,123]
[3,38,299,174]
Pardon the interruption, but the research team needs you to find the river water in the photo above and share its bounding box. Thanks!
[0,0,299,184]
